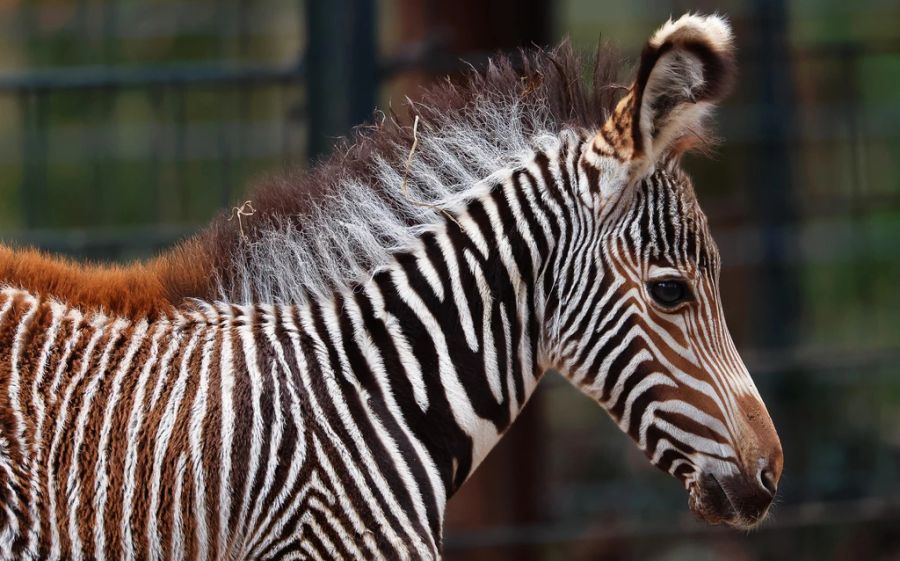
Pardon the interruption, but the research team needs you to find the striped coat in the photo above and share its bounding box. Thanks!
[0,13,783,561]
[0,290,455,559]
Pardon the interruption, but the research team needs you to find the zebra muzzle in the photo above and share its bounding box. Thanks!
[690,470,776,529]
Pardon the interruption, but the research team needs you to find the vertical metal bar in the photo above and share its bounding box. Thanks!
[238,0,251,60]
[35,92,49,227]
[216,0,230,58]
[149,86,164,223]
[19,93,33,229]
[19,0,38,229]
[102,0,117,64]
[175,86,189,221]
[19,92,40,229]
[218,94,234,207]
[90,89,113,227]
[75,0,88,58]
[21,0,38,61]
[839,49,869,308]
[304,0,377,159]
[751,0,800,349]
[26,92,49,230]
[216,0,233,206]
[238,84,250,195]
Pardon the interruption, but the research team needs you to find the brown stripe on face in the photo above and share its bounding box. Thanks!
[627,315,730,422]
[654,406,730,446]
[642,304,690,349]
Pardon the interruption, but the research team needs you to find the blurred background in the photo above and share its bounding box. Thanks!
[1,0,899,559]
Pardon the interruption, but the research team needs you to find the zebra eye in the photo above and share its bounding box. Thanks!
[648,279,691,307]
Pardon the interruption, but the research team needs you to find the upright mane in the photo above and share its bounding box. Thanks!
[1,42,628,315]
[195,42,626,304]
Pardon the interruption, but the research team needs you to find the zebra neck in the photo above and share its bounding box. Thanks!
[309,176,560,508]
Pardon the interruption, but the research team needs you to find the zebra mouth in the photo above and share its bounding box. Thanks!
[690,473,737,525]
[690,472,772,529]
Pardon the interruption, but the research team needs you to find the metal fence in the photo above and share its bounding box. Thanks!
[0,1,377,257]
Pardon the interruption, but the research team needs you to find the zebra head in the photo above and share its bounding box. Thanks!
[546,14,783,528]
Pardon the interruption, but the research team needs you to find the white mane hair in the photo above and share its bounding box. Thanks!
[195,44,625,305]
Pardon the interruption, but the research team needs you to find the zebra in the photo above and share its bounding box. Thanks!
[0,13,782,561]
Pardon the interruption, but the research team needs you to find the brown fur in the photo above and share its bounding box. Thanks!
[735,392,785,482]
[0,241,212,319]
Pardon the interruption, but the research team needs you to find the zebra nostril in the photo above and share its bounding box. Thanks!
[758,464,778,496]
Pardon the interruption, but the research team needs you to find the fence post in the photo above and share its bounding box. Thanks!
[751,0,800,350]
[304,0,377,160]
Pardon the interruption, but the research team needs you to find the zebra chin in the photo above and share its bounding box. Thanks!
[688,471,775,529]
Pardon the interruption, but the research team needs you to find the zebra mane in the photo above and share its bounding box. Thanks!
[192,42,628,304]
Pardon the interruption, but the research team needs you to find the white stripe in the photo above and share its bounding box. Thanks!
[232,309,266,554]
[246,308,310,550]
[187,311,217,561]
[25,301,66,557]
[368,282,429,412]
[170,453,188,561]
[287,309,388,561]
[344,292,444,553]
[241,312,286,555]
[216,305,236,561]
[463,249,503,403]
[434,230,479,352]
[65,317,128,561]
[121,320,176,561]
[7,293,39,552]
[44,314,105,561]
[93,319,150,559]
[388,266,498,469]
[148,324,202,561]
[315,300,433,558]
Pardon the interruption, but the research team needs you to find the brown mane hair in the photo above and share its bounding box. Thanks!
[0,241,211,319]
[1,42,629,317]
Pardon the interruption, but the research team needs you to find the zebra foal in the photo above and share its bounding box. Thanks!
[0,13,782,560]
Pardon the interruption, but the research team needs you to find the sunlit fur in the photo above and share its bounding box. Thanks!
[0,13,781,561]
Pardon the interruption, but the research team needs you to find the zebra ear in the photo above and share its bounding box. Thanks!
[592,14,735,175]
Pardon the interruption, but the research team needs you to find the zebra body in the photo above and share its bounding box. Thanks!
[0,291,443,559]
[0,14,783,561]
[0,141,568,559]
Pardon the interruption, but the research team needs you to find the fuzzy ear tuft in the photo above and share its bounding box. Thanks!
[648,13,734,54]
[590,13,736,176]
[632,13,736,159]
